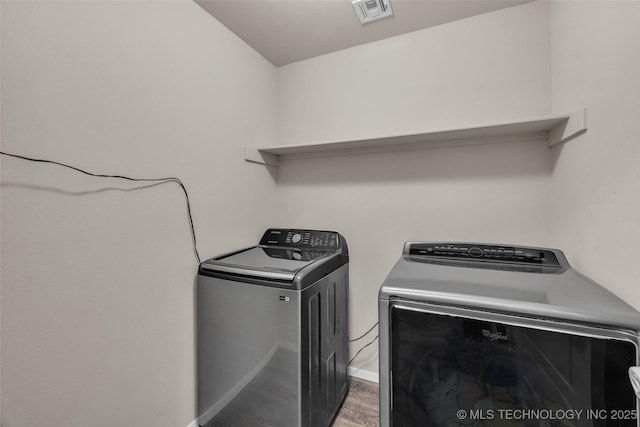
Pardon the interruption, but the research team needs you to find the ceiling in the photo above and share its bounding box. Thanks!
[195,0,532,67]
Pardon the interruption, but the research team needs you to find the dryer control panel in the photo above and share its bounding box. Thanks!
[260,228,340,250]
[406,242,564,267]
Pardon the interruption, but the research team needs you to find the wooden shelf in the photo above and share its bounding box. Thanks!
[245,109,587,167]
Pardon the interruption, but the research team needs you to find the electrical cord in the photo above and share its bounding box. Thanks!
[4,149,379,362]
[0,150,201,264]
[349,321,378,342]
[3,150,383,365]
[348,321,379,365]
[349,334,379,365]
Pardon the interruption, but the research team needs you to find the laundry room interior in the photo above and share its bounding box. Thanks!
[2,0,640,426]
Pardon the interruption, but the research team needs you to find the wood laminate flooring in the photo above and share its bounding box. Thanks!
[333,377,379,427]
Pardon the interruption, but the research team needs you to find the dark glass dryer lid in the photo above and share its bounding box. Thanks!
[200,246,332,282]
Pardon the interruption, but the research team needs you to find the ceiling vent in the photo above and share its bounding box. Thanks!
[352,0,393,24]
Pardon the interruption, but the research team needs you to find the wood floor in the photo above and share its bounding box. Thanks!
[333,377,379,427]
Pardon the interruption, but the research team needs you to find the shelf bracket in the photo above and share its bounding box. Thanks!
[245,147,278,167]
[548,108,587,147]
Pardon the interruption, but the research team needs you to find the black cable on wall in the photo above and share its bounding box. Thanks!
[1,150,388,370]
[0,150,201,264]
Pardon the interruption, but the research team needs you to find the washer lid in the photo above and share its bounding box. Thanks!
[200,246,333,282]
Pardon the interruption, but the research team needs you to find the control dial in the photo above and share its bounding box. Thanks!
[469,247,484,257]
[291,233,302,244]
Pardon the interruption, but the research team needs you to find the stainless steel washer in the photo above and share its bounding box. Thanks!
[197,228,349,427]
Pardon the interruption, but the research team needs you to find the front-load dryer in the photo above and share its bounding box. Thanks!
[379,242,640,427]
[197,228,349,427]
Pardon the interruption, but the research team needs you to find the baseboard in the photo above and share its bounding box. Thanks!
[348,366,379,383]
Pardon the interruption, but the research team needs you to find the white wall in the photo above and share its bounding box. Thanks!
[276,1,552,373]
[4,0,639,424]
[549,1,640,309]
[0,1,278,426]
[277,1,550,145]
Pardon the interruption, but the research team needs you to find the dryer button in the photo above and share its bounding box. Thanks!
[469,247,484,257]
[292,233,302,244]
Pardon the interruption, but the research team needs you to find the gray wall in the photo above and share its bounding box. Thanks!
[275,1,552,374]
[1,1,278,426]
[3,1,640,426]
[549,1,640,310]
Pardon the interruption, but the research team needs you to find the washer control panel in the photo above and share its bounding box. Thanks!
[260,228,340,250]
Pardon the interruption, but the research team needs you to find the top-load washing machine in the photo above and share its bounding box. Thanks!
[197,228,349,427]
[379,242,640,427]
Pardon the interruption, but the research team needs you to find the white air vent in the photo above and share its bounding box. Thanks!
[352,0,393,24]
